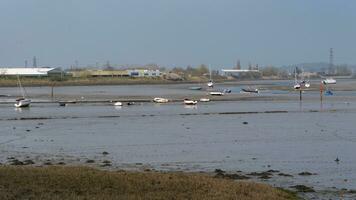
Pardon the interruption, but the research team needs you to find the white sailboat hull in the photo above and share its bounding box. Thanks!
[153,97,169,103]
[14,99,31,108]
[322,78,336,84]
[207,82,214,87]
[199,98,210,102]
[114,102,123,106]
[184,99,198,105]
[209,92,224,96]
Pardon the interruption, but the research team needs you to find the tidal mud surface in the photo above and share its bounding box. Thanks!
[1,82,356,199]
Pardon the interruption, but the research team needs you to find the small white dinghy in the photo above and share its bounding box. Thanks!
[184,99,198,105]
[153,97,169,103]
[114,102,123,106]
[200,98,210,102]
[209,91,224,96]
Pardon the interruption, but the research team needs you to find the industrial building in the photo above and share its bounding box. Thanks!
[0,67,63,77]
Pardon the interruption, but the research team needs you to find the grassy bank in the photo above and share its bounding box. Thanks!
[0,166,298,200]
[0,76,227,87]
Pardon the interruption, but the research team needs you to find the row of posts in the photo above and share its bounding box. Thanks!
[298,82,324,102]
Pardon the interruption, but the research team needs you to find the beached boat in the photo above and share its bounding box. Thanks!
[184,99,198,105]
[293,83,301,90]
[322,78,336,85]
[14,98,31,108]
[223,89,232,93]
[199,98,210,102]
[153,97,169,103]
[241,88,259,93]
[209,91,224,96]
[207,66,214,88]
[301,69,311,88]
[293,68,301,90]
[325,90,334,96]
[114,102,123,106]
[14,75,31,108]
[58,102,67,106]
[189,86,202,90]
[207,80,214,88]
[304,82,311,88]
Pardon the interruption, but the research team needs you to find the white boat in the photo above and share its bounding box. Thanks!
[200,98,210,102]
[293,83,301,90]
[322,78,336,84]
[301,68,311,88]
[207,66,214,88]
[14,75,31,108]
[114,102,123,106]
[153,97,169,103]
[304,82,311,88]
[207,80,214,88]
[184,99,198,105]
[14,98,31,108]
[293,68,301,90]
[209,91,224,96]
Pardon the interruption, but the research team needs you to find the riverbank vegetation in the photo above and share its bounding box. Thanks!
[0,166,299,200]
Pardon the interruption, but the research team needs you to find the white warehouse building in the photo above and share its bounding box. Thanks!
[0,68,61,76]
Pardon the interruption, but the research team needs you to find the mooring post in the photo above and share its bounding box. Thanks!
[320,82,323,102]
[51,84,54,101]
[299,89,302,101]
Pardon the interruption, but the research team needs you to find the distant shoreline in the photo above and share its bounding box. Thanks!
[0,77,230,87]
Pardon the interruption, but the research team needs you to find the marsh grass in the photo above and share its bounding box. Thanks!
[0,166,299,200]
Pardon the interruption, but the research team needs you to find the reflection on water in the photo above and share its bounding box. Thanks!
[184,105,197,109]
[114,106,122,110]
[14,107,23,113]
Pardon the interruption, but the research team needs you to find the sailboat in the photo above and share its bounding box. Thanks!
[184,99,198,105]
[301,68,311,88]
[241,87,259,93]
[14,75,31,108]
[322,77,336,85]
[293,68,301,89]
[207,66,214,88]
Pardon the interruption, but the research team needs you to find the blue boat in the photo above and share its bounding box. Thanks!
[325,90,333,96]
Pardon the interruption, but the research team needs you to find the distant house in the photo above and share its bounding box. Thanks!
[127,69,161,77]
[0,67,63,77]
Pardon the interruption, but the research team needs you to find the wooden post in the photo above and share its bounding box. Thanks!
[51,83,55,101]
[320,82,323,102]
[51,86,54,100]
[299,89,302,101]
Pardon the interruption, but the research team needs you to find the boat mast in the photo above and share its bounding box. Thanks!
[294,68,297,84]
[17,75,26,98]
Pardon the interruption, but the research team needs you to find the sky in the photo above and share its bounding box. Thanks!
[0,0,355,69]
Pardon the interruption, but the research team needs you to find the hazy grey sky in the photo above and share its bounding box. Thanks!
[0,0,355,68]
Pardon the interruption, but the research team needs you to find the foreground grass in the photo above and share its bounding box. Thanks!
[0,166,298,200]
